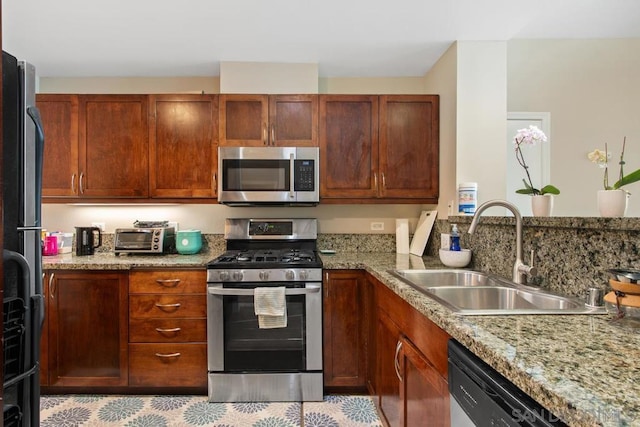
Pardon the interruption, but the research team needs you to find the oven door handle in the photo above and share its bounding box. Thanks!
[207,284,320,296]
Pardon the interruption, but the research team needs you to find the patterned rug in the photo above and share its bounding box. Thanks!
[40,394,383,427]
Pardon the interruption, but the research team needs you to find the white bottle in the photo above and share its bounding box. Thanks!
[458,183,478,215]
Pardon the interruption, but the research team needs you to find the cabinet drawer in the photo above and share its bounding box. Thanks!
[129,270,206,294]
[129,318,206,343]
[129,343,207,387]
[129,295,206,318]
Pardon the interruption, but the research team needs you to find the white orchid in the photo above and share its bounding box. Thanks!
[588,138,640,191]
[513,126,560,196]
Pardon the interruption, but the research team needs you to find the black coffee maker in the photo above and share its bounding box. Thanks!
[75,226,102,256]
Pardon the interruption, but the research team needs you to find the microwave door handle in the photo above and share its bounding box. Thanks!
[289,152,295,200]
[208,285,320,296]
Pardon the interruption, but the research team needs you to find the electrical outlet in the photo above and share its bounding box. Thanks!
[91,222,105,231]
[370,222,384,231]
[441,233,451,250]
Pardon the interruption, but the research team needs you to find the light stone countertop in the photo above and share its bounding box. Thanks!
[43,250,638,426]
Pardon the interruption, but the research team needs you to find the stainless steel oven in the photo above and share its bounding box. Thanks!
[206,218,323,402]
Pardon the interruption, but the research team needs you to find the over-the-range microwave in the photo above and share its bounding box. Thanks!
[218,146,319,206]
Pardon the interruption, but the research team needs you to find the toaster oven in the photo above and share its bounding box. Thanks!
[114,227,176,255]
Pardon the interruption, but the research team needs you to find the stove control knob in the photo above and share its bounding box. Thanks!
[285,270,295,280]
[299,270,309,281]
[232,271,244,281]
[218,271,230,281]
[259,271,270,281]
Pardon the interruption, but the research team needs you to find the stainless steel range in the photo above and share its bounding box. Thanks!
[206,218,323,402]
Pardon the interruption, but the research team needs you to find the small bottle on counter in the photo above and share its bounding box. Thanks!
[450,224,461,251]
[458,182,478,215]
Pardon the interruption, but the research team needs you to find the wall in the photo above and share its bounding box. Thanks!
[456,41,508,208]
[508,39,640,217]
[42,203,426,235]
[423,43,457,219]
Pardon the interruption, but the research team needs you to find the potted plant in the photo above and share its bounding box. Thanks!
[588,137,640,217]
[513,125,560,216]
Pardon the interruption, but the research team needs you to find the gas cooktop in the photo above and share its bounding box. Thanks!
[207,249,321,269]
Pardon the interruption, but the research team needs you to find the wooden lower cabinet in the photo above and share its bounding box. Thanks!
[45,270,129,387]
[373,275,451,427]
[129,343,207,387]
[323,270,370,390]
[377,309,402,427]
[128,269,207,389]
[399,336,449,427]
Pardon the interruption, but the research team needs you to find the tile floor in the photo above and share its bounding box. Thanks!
[40,394,383,426]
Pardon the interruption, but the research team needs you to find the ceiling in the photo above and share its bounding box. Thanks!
[3,0,640,78]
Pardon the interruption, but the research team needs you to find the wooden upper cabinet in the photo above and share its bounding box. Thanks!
[37,94,79,197]
[149,94,218,198]
[78,95,149,197]
[320,94,439,202]
[219,94,318,147]
[319,95,379,198]
[269,95,318,146]
[379,95,439,199]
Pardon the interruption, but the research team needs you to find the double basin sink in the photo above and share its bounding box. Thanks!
[388,269,606,315]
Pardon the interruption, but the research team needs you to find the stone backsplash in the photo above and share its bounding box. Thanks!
[427,216,640,298]
[69,217,640,299]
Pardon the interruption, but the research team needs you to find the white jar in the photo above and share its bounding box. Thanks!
[458,182,478,215]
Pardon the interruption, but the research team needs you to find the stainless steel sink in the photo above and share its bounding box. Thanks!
[388,269,606,315]
[391,269,499,288]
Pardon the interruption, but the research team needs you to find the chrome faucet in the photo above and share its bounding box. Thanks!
[468,199,537,284]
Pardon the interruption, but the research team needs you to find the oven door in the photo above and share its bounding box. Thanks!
[207,281,322,373]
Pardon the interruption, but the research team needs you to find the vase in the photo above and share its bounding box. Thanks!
[531,194,553,217]
[597,189,629,217]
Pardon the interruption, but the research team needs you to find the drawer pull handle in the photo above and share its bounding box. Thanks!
[155,327,181,334]
[155,303,181,312]
[155,352,181,358]
[156,279,181,287]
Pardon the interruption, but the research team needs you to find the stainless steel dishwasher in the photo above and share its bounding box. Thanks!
[448,339,567,426]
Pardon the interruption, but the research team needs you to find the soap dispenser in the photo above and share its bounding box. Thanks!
[450,224,461,251]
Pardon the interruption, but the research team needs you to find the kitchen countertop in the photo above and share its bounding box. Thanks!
[44,251,638,426]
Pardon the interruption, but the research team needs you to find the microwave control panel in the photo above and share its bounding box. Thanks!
[294,160,315,191]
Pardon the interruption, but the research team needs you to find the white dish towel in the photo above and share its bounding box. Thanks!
[254,287,287,328]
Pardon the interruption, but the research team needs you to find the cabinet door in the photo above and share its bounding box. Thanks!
[379,95,439,200]
[37,94,79,197]
[270,95,318,147]
[48,271,129,387]
[149,95,219,198]
[219,94,268,146]
[399,336,450,427]
[319,95,378,198]
[377,309,402,427]
[78,95,149,197]
[323,270,368,389]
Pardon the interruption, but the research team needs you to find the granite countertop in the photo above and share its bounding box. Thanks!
[43,250,638,426]
[42,250,220,270]
[321,252,639,427]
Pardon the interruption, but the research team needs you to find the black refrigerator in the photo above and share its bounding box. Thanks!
[2,50,45,427]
